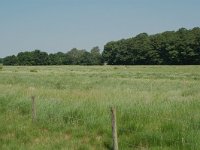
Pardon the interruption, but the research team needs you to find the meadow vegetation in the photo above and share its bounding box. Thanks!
[0,66,200,149]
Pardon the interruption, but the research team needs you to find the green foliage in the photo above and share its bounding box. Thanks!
[49,52,65,65]
[103,27,200,65]
[17,50,49,65]
[3,55,18,65]
[0,58,3,64]
[90,46,104,65]
[3,48,103,66]
[64,48,91,65]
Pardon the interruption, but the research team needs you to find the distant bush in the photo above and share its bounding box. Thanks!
[30,69,38,72]
[0,65,3,70]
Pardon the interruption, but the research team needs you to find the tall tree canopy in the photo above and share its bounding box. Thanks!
[3,55,18,65]
[102,27,200,65]
[3,48,103,66]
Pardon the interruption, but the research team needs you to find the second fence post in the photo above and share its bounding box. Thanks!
[111,107,119,150]
[31,96,36,122]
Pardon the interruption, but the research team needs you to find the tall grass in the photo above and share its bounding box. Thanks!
[0,66,200,149]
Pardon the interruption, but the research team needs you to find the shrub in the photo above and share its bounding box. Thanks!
[30,69,37,72]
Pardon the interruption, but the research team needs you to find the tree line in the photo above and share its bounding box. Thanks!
[2,27,200,65]
[103,27,200,65]
[3,47,103,65]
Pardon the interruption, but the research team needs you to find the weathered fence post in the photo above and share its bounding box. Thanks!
[31,96,36,122]
[111,107,119,150]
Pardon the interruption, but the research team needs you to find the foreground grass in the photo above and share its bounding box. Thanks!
[0,65,200,149]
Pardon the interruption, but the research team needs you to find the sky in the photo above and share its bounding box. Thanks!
[0,0,200,58]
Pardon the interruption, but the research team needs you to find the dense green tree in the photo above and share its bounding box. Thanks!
[90,46,103,65]
[64,48,93,65]
[16,50,49,65]
[129,33,151,64]
[191,27,200,64]
[103,27,200,65]
[17,51,34,65]
[3,55,18,65]
[102,41,118,65]
[65,48,81,65]
[3,48,103,66]
[32,50,49,65]
[49,52,65,65]
[79,51,93,65]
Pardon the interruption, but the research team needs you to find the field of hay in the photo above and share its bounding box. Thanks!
[0,65,200,150]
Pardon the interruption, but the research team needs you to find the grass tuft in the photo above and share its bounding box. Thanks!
[30,69,38,72]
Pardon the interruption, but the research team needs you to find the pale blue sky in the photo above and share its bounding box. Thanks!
[0,0,200,57]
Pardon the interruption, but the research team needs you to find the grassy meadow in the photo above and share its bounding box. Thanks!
[0,65,200,150]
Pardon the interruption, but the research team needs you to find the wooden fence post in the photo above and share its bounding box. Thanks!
[31,96,36,122]
[111,107,119,150]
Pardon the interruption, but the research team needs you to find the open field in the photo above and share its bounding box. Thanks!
[0,65,200,150]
